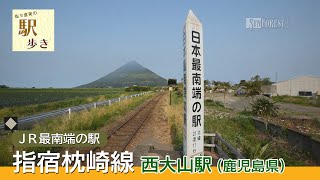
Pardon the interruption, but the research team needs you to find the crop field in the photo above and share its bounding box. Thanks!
[0,88,137,118]
[0,88,126,108]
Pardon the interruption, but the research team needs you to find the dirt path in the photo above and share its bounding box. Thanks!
[277,103,320,120]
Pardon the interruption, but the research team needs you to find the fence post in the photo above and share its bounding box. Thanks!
[211,134,215,153]
[94,103,97,108]
[119,97,121,103]
[109,100,111,106]
[169,90,172,105]
[68,108,71,119]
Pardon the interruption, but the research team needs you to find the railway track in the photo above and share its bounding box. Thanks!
[93,92,164,153]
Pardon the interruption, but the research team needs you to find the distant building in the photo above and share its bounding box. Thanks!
[262,75,320,97]
[261,85,277,97]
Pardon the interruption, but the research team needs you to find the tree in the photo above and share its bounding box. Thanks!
[204,80,210,86]
[251,75,261,82]
[204,80,211,91]
[167,79,177,86]
[239,80,246,85]
[243,75,264,98]
[239,75,263,111]
[261,77,272,85]
[0,85,9,88]
[243,80,262,97]
[213,81,231,107]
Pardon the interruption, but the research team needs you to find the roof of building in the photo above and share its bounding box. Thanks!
[274,75,320,84]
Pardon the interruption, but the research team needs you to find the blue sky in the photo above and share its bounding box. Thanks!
[0,0,319,88]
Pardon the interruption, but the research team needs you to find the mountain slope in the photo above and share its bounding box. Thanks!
[79,61,167,88]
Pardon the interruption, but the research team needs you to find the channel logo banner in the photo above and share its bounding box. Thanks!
[245,17,288,30]
[12,9,54,51]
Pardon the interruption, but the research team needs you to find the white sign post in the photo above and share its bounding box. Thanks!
[183,10,204,158]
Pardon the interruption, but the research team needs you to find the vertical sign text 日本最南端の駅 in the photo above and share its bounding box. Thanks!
[183,10,204,158]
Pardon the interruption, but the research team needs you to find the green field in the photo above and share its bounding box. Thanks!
[0,88,136,118]
[0,88,125,108]
[272,95,320,107]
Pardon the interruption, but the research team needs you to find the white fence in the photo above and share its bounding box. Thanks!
[0,91,152,129]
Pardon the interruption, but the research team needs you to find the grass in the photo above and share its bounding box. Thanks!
[0,137,12,166]
[0,92,155,166]
[272,95,320,107]
[205,111,313,165]
[166,91,314,165]
[33,93,153,131]
[166,92,183,151]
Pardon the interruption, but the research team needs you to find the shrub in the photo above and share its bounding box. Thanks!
[251,98,279,118]
[205,99,224,107]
